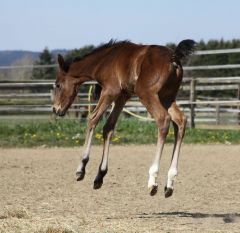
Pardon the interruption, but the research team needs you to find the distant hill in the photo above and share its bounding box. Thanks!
[0,49,68,66]
[0,51,39,66]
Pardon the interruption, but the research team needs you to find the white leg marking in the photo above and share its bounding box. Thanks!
[166,143,180,189]
[148,164,158,189]
[167,168,178,188]
[100,131,112,171]
[148,137,164,189]
[76,128,94,172]
[83,128,94,157]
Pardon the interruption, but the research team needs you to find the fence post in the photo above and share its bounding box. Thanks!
[238,84,240,125]
[190,78,196,128]
[50,89,57,121]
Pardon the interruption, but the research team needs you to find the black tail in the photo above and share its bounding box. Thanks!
[173,39,197,61]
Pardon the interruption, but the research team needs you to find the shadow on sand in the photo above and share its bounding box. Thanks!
[135,211,240,223]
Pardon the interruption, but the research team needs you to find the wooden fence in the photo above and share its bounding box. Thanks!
[0,78,239,127]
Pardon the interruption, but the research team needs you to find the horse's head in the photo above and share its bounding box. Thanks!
[52,54,80,117]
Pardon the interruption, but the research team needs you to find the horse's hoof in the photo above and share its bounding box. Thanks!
[149,185,158,196]
[164,186,173,198]
[76,171,85,181]
[93,180,103,189]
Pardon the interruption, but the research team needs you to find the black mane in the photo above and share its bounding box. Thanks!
[72,39,132,64]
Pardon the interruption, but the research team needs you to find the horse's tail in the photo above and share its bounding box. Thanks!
[172,39,197,61]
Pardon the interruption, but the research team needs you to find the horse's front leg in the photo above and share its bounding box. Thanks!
[75,123,94,181]
[76,91,115,181]
[93,93,130,189]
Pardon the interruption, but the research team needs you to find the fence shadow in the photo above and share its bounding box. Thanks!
[136,211,240,223]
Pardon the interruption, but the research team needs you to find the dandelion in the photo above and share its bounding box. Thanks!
[112,136,120,142]
[95,133,103,140]
[168,129,174,136]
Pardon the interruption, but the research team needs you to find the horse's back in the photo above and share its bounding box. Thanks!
[97,42,177,95]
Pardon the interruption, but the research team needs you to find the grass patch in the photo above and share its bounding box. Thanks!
[0,118,239,148]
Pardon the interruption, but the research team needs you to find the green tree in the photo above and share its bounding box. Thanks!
[64,45,95,62]
[182,39,240,77]
[32,47,56,80]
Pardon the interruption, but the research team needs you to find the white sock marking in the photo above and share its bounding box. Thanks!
[76,129,94,173]
[148,164,159,188]
[167,168,178,188]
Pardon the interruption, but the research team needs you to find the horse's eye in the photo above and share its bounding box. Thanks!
[55,83,60,89]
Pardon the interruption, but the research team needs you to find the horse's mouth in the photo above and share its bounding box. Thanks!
[56,111,66,117]
[52,107,67,117]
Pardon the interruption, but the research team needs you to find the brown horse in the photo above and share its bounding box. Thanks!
[53,39,196,198]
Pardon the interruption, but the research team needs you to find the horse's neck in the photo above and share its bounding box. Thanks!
[70,54,104,83]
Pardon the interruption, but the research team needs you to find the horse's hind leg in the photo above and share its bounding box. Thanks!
[137,92,171,196]
[93,93,130,189]
[76,91,116,181]
[165,102,187,198]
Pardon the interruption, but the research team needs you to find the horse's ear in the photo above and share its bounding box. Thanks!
[58,54,69,73]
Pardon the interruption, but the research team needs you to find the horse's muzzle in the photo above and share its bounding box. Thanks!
[52,106,66,117]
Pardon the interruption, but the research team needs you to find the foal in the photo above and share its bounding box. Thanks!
[53,39,196,197]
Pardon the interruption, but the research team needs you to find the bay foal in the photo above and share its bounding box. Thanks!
[53,39,196,197]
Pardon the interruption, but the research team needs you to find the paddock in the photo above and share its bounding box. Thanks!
[0,145,239,233]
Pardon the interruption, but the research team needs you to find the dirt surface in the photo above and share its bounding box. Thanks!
[0,145,240,233]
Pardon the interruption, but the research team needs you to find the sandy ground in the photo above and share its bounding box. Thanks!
[0,145,240,233]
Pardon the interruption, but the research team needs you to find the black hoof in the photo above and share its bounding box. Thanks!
[150,185,158,196]
[164,186,173,198]
[93,179,103,189]
[93,169,107,189]
[76,171,85,181]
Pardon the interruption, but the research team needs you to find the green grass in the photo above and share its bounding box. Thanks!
[0,118,239,148]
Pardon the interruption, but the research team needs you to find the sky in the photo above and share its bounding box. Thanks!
[0,0,240,51]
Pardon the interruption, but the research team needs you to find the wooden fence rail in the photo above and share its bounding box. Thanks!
[0,77,239,127]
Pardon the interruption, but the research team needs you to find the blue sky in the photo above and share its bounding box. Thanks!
[0,0,240,51]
